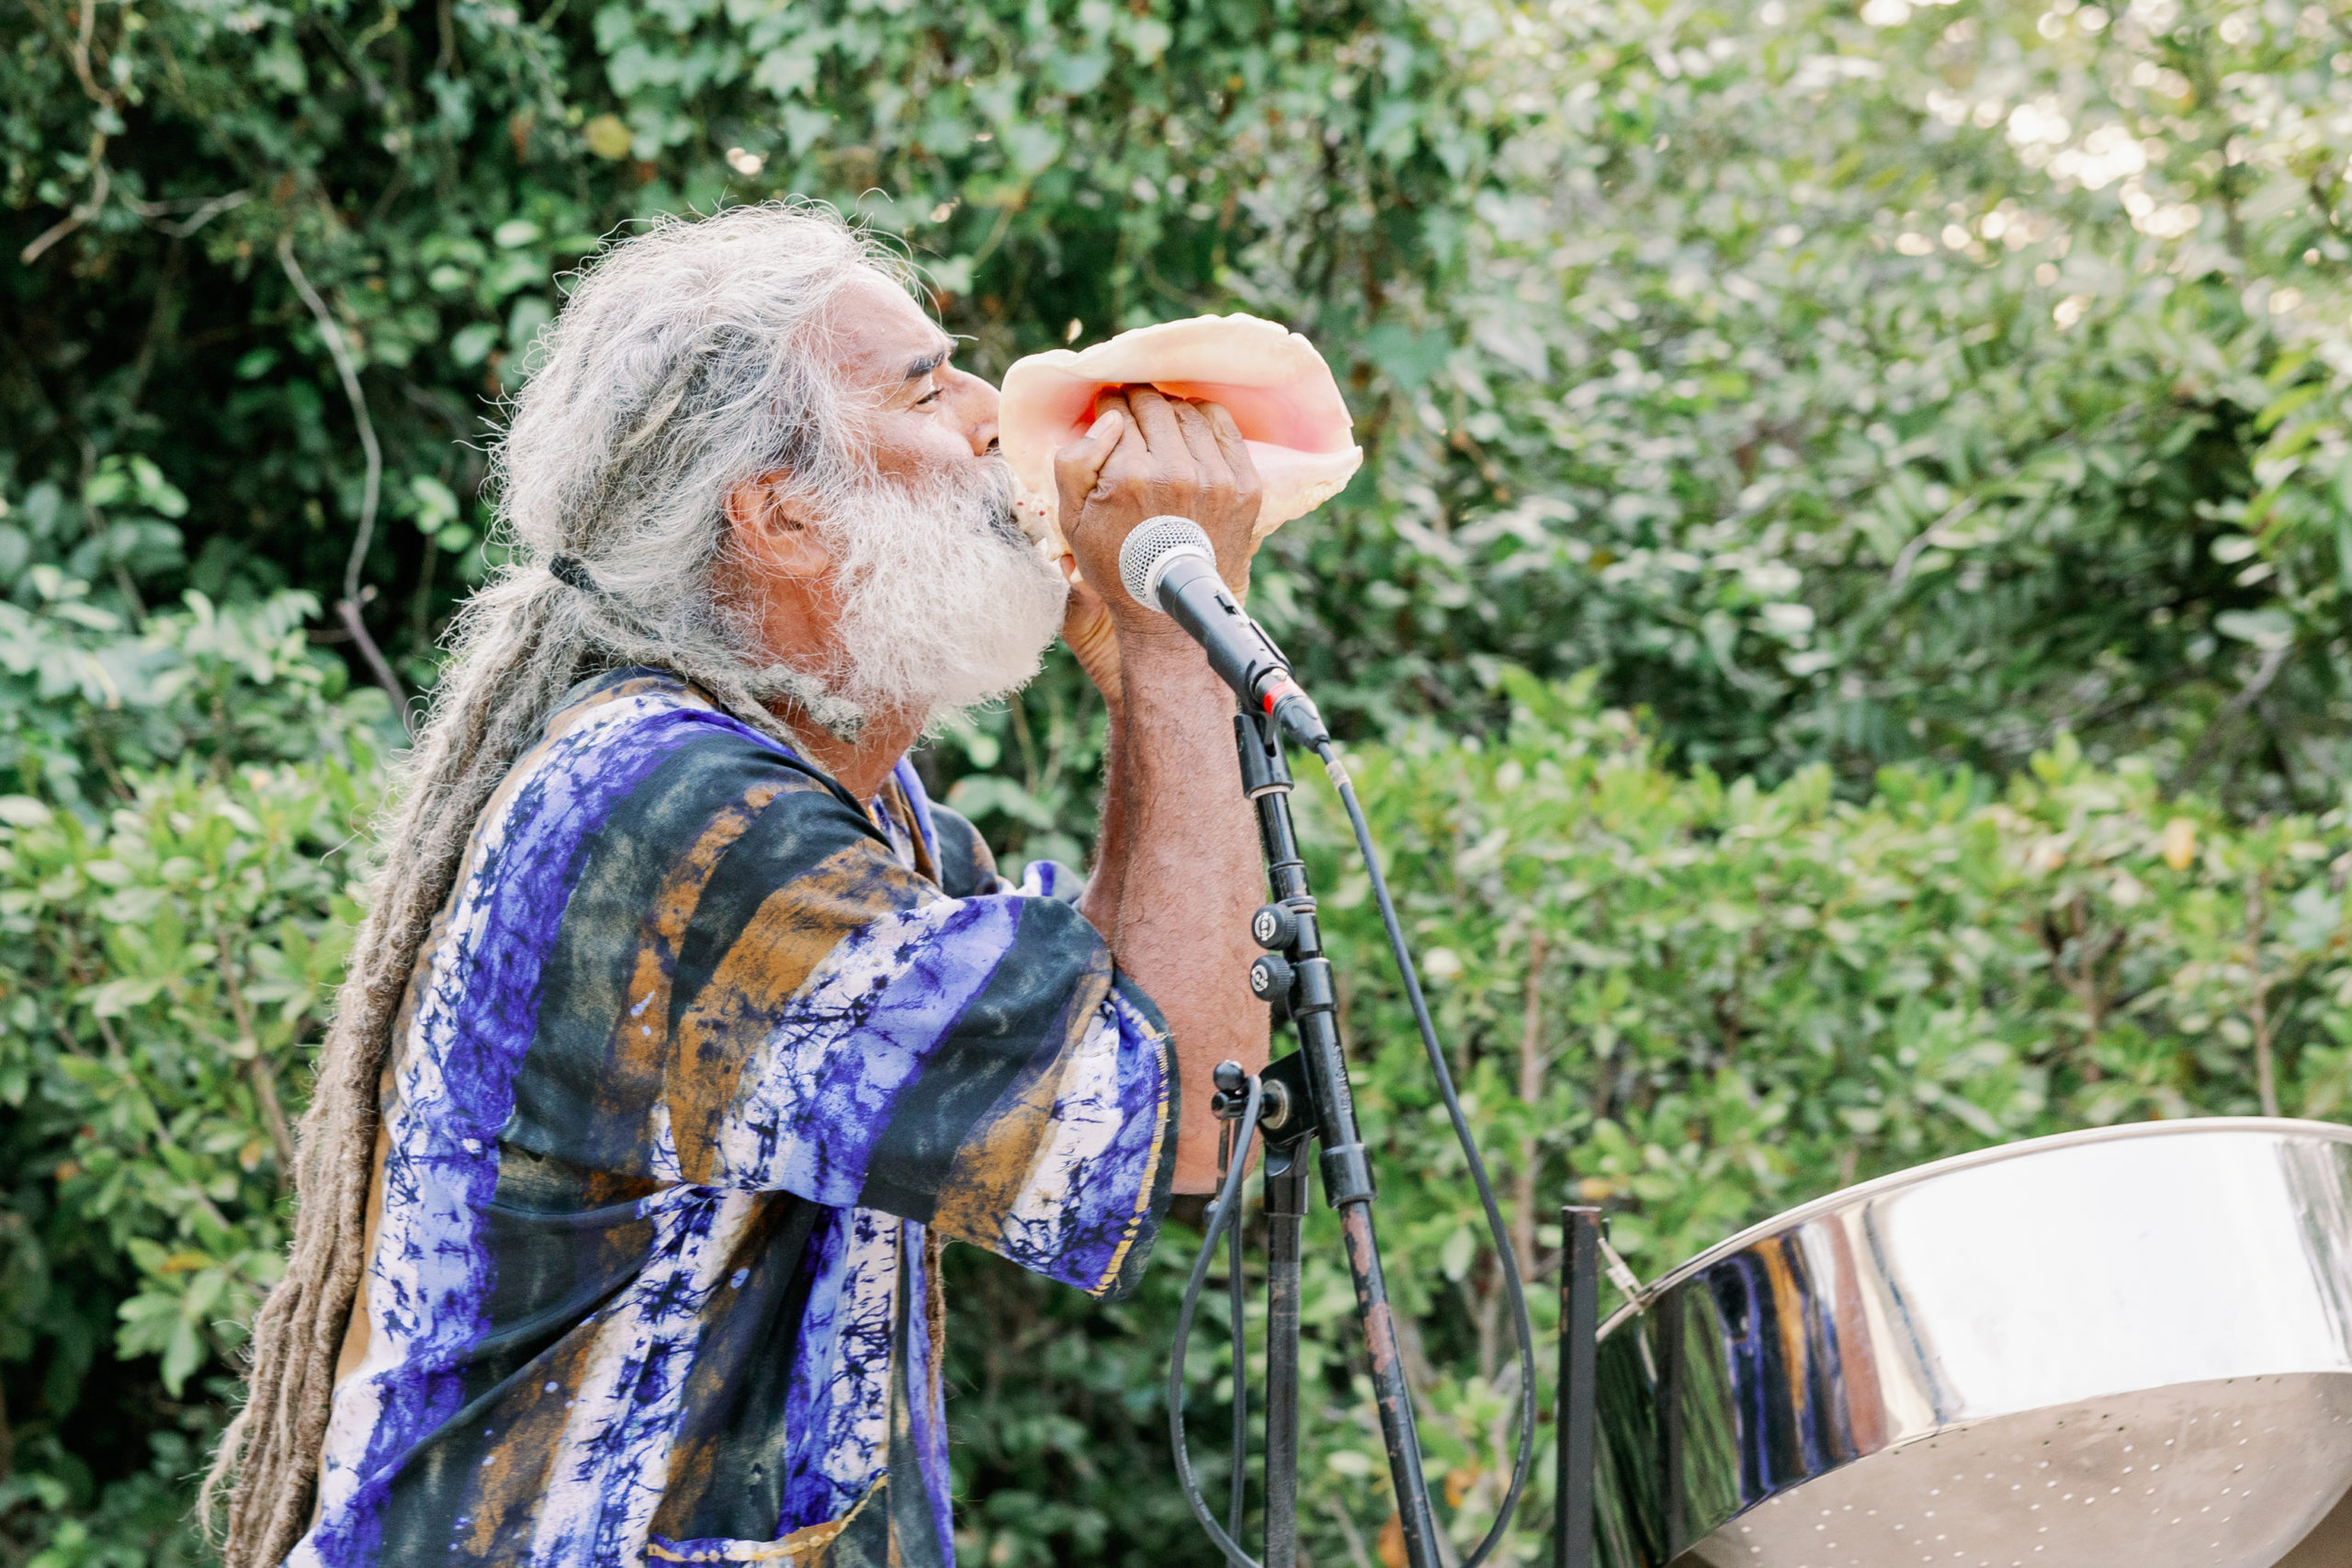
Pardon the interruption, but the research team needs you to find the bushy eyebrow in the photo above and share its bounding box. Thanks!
[904,343,955,380]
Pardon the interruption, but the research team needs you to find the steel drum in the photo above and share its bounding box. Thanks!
[1593,1118,2352,1568]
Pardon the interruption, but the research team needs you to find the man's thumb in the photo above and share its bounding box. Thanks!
[1054,409,1125,491]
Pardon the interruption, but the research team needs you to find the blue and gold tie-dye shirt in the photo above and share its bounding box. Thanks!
[291,671,1179,1568]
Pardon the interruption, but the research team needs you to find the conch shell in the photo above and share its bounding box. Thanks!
[998,313,1363,570]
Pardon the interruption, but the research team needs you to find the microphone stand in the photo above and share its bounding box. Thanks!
[1209,707,1445,1568]
[1203,710,1608,1568]
[1121,518,1552,1568]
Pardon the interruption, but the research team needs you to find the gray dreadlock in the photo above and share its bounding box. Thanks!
[201,201,914,1568]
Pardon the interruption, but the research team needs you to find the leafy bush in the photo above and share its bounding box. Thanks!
[899,671,2352,1564]
[2,0,1496,857]
[0,599,383,1564]
[8,0,2352,1562]
[10,0,2352,839]
[1304,0,2352,806]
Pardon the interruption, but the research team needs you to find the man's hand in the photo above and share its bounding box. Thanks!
[1056,389,1262,666]
[1055,389,1262,707]
[1055,387,1272,1193]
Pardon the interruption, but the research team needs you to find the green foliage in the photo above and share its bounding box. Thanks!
[1,579,390,805]
[0,559,384,1560]
[0,712,380,1562]
[12,0,2345,835]
[1309,0,2352,804]
[6,0,2352,1561]
[0,1428,212,1568]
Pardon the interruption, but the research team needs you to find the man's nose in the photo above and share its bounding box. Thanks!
[945,367,999,455]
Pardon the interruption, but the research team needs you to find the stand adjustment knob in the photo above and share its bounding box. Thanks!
[1249,953,1295,1014]
[1250,903,1298,951]
[1209,1059,1250,1120]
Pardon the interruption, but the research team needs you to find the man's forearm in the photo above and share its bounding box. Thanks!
[1079,688,1133,944]
[1082,633,1269,1192]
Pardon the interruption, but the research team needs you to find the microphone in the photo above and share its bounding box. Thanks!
[1117,516,1330,749]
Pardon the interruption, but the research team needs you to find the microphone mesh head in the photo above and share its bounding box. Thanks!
[1117,515,1217,610]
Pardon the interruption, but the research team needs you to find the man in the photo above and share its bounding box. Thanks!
[205,203,1272,1568]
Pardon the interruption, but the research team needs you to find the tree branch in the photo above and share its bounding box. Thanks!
[209,924,298,1186]
[18,0,119,265]
[19,149,108,265]
[2172,638,2291,796]
[1511,927,1546,1287]
[2245,870,2281,1118]
[125,187,251,238]
[277,235,411,731]
[1888,494,1981,589]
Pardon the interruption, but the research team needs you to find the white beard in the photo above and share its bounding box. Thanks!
[811,457,1069,730]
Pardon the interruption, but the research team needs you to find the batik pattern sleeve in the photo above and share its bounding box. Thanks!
[505,717,1179,1300]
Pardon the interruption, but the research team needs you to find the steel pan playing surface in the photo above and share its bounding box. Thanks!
[1592,1119,2352,1568]
[1688,1375,2352,1566]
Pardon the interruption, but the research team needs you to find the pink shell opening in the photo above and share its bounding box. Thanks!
[997,313,1363,569]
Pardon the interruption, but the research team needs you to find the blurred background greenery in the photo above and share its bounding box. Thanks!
[5,0,2352,1562]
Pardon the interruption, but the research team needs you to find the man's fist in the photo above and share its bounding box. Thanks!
[1052,387,1263,625]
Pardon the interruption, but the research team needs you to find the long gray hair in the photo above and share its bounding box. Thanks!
[201,202,910,1567]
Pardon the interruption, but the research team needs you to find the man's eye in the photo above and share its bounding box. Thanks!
[915,385,943,406]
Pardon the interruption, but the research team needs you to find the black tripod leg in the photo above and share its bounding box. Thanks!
[1228,1123,1250,1551]
[1555,1206,1601,1568]
[1340,1202,1443,1568]
[1262,1148,1308,1568]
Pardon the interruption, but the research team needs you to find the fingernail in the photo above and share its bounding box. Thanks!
[1087,410,1122,437]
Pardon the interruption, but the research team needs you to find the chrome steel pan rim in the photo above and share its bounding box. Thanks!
[1600,1114,2352,1336]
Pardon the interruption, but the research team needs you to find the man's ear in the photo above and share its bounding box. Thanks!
[723,470,834,581]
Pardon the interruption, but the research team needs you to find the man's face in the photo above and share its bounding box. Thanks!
[829,275,1001,482]
[725,272,1067,731]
